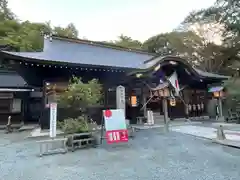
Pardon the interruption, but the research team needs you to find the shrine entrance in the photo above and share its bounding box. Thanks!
[126,56,228,121]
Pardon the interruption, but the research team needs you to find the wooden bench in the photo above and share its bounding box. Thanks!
[37,138,68,157]
[68,132,95,152]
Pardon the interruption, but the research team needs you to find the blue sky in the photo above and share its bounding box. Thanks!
[8,0,215,42]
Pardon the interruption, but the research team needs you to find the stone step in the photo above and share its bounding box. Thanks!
[153,115,164,119]
[153,114,164,117]
[153,115,164,117]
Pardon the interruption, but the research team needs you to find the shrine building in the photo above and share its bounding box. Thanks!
[0,35,229,128]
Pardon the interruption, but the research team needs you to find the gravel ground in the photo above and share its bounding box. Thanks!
[0,129,240,180]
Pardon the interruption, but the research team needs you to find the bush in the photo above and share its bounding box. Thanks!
[58,77,103,112]
[57,76,103,134]
[58,116,89,134]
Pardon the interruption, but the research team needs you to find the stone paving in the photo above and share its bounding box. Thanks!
[170,123,240,148]
[202,122,240,131]
[0,130,240,180]
[171,125,240,141]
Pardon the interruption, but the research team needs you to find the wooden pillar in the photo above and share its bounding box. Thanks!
[217,98,223,117]
[218,98,224,121]
[141,87,147,118]
[40,80,50,129]
[183,89,190,120]
[162,98,169,124]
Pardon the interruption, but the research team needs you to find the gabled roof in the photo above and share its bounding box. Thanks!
[1,35,154,69]
[193,68,228,79]
[0,69,29,88]
[129,55,230,80]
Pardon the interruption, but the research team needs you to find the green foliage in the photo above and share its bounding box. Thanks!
[181,0,240,74]
[142,31,225,72]
[53,23,78,38]
[224,76,240,96]
[0,0,79,52]
[142,31,203,55]
[58,116,89,134]
[0,0,15,20]
[58,76,103,112]
[113,35,142,49]
[183,0,240,36]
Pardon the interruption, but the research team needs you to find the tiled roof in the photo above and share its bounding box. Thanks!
[0,70,28,88]
[2,36,154,69]
[193,68,229,79]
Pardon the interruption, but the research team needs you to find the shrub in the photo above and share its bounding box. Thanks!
[57,76,103,134]
[58,116,89,134]
[58,76,103,113]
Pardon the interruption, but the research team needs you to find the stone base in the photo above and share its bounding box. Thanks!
[217,116,225,122]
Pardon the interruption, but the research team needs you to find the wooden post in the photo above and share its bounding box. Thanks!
[217,98,224,121]
[163,98,169,132]
[142,89,147,118]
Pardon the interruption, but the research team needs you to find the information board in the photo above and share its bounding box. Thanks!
[103,109,128,144]
[50,103,57,138]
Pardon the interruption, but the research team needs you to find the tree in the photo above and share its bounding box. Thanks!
[0,0,79,52]
[143,31,211,70]
[57,76,102,133]
[58,77,102,113]
[182,0,240,72]
[0,0,15,20]
[53,23,78,38]
[109,34,142,49]
[182,0,240,97]
[184,0,239,36]
[0,20,48,51]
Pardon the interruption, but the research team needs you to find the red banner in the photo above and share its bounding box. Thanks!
[106,129,129,144]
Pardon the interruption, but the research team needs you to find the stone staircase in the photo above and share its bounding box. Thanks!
[152,112,165,124]
[152,111,209,124]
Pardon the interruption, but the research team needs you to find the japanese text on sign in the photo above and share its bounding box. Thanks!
[50,103,57,138]
[103,109,128,144]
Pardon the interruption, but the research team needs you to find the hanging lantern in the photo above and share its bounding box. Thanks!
[130,96,137,107]
[158,89,164,97]
[213,91,223,98]
[150,87,170,98]
[169,98,176,106]
[163,88,170,97]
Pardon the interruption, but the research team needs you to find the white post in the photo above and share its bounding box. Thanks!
[150,111,154,125]
[50,103,57,138]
